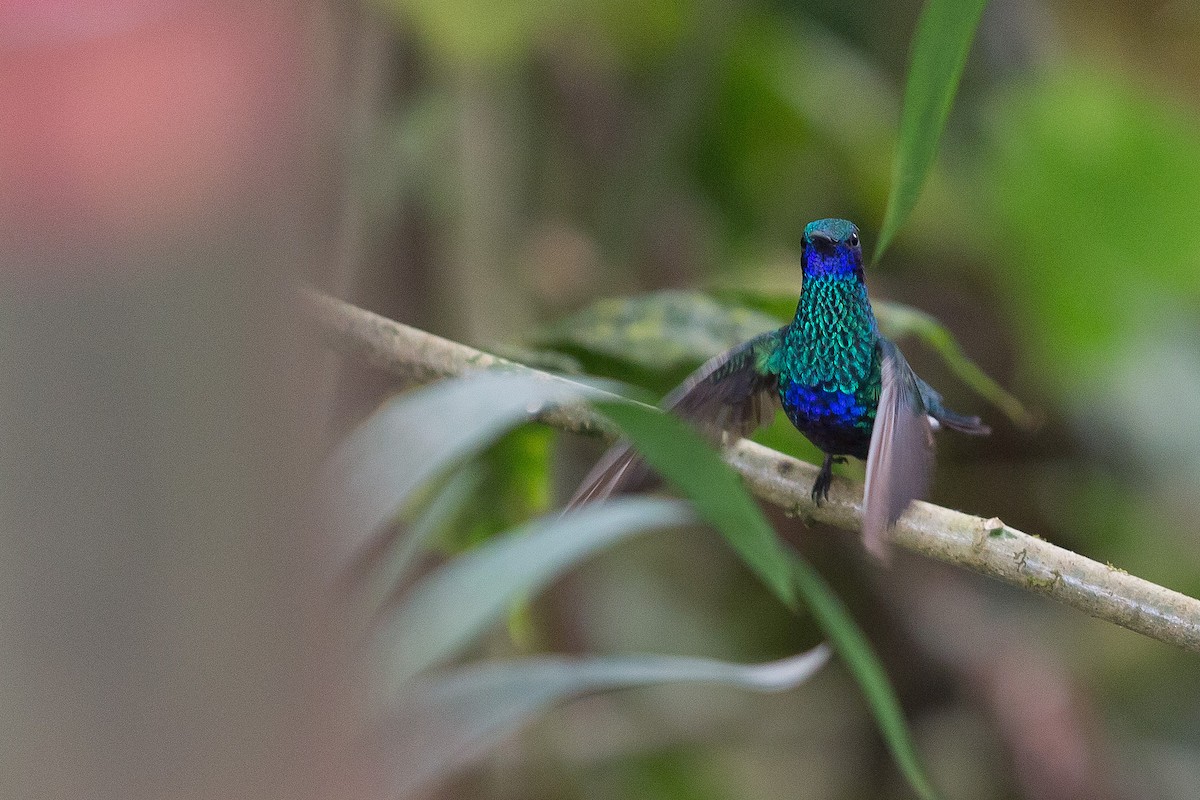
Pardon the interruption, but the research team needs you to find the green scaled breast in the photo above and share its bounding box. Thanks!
[772,275,882,457]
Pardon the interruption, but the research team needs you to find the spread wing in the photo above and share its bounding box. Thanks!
[566,327,785,509]
[862,338,935,558]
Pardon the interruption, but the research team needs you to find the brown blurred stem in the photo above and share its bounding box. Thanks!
[300,287,1200,655]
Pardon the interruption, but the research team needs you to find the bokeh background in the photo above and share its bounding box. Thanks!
[3,1,1200,798]
[339,0,1200,797]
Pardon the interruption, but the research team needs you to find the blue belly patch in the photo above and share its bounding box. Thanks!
[783,383,868,428]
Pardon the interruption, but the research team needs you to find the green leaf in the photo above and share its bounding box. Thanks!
[361,466,485,614]
[373,497,695,691]
[594,398,942,800]
[381,646,830,797]
[874,0,988,262]
[788,554,940,800]
[323,372,593,564]
[874,299,1035,429]
[447,424,557,551]
[533,290,782,390]
[596,400,797,608]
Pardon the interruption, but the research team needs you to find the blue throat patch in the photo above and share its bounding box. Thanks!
[803,250,861,280]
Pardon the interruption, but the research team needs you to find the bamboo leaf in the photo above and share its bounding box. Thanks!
[535,290,780,370]
[874,0,988,262]
[323,372,593,564]
[532,290,782,390]
[373,497,695,691]
[378,646,830,797]
[595,398,943,799]
[788,554,939,800]
[596,400,798,608]
[361,466,485,614]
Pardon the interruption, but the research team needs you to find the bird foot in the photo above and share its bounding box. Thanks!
[811,474,831,505]
[811,455,844,505]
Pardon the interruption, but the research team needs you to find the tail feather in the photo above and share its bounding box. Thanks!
[915,376,991,436]
[932,407,990,436]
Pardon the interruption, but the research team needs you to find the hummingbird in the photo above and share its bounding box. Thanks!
[568,218,989,556]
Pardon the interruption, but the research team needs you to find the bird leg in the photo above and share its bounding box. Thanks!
[811,454,846,504]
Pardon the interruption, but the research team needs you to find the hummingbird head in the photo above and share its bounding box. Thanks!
[802,219,863,280]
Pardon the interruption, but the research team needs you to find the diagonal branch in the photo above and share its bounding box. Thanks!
[302,288,1200,654]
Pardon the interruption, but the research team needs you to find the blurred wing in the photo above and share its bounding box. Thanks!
[566,328,785,509]
[862,339,934,558]
[663,327,785,441]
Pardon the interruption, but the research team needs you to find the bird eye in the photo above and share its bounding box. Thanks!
[847,233,859,247]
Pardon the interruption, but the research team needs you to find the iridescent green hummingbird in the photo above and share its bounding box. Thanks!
[569,218,989,556]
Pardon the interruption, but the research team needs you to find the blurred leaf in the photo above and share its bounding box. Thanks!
[534,290,780,378]
[362,466,486,614]
[595,398,942,799]
[449,425,556,551]
[380,646,831,798]
[323,372,592,565]
[874,0,987,262]
[873,299,1034,429]
[596,400,797,608]
[787,554,940,800]
[712,286,797,322]
[488,343,585,375]
[373,497,694,691]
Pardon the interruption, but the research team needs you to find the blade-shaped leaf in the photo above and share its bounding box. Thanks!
[788,553,939,800]
[376,646,830,798]
[373,497,695,691]
[323,371,592,564]
[361,465,485,614]
[874,0,988,262]
[594,398,942,800]
[596,400,797,608]
[874,299,1034,429]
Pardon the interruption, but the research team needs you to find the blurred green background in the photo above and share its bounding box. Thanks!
[338,1,1200,797]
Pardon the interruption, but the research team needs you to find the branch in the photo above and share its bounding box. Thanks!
[302,288,1200,654]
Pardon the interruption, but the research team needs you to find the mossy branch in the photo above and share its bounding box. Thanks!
[302,288,1200,654]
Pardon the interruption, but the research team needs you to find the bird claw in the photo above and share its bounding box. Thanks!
[811,453,837,505]
[810,477,831,505]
